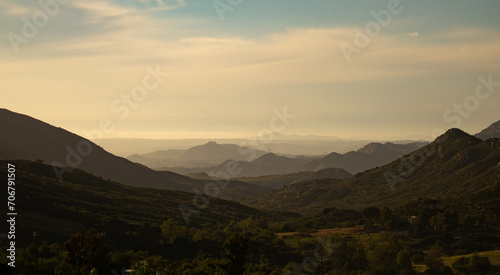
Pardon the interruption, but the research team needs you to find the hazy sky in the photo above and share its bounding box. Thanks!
[1,0,499,140]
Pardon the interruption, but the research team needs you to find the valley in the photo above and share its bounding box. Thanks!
[1,109,499,274]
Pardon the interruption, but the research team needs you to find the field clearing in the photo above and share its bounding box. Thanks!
[442,250,500,267]
[277,225,367,237]
[277,225,400,237]
[413,250,500,273]
[310,225,367,236]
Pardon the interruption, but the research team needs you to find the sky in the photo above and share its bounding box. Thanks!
[1,0,499,140]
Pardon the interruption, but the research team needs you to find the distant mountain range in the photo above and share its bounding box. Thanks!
[476,119,500,140]
[0,109,270,199]
[1,108,498,214]
[231,168,353,189]
[134,140,427,177]
[99,137,380,157]
[128,142,268,169]
[302,141,426,174]
[249,128,500,213]
[204,153,312,178]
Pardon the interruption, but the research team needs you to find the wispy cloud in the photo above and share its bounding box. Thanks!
[2,0,499,139]
[0,0,37,16]
[72,1,130,19]
[137,0,186,11]
[4,24,500,90]
[408,32,419,37]
[72,0,186,21]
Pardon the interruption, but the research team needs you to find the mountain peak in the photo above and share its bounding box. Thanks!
[0,108,195,191]
[476,120,500,140]
[186,141,224,153]
[433,128,482,148]
[256,152,279,160]
[439,128,471,140]
[205,141,218,146]
[357,142,387,154]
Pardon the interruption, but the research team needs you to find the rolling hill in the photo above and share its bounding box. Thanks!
[207,153,311,177]
[0,109,270,199]
[302,141,426,174]
[128,142,268,169]
[0,160,278,247]
[249,128,500,213]
[153,141,426,177]
[233,168,353,189]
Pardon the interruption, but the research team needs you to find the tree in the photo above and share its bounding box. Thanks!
[430,212,446,232]
[396,247,414,272]
[484,209,498,227]
[64,229,109,274]
[366,236,400,274]
[108,250,150,273]
[16,242,66,274]
[427,240,446,258]
[424,256,452,275]
[363,207,381,225]
[160,218,189,244]
[222,232,249,275]
[430,211,458,232]
[452,253,492,275]
[381,207,395,228]
[460,214,475,228]
[327,236,368,273]
[131,256,170,275]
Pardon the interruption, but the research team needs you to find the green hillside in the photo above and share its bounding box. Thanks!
[249,129,500,213]
[442,250,500,268]
[0,160,278,247]
[0,109,270,200]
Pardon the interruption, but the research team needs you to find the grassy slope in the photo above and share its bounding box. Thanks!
[234,168,353,189]
[414,250,500,273]
[0,160,278,246]
[441,250,500,267]
[249,131,500,213]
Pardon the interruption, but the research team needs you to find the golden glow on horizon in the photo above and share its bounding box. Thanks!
[1,1,499,140]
